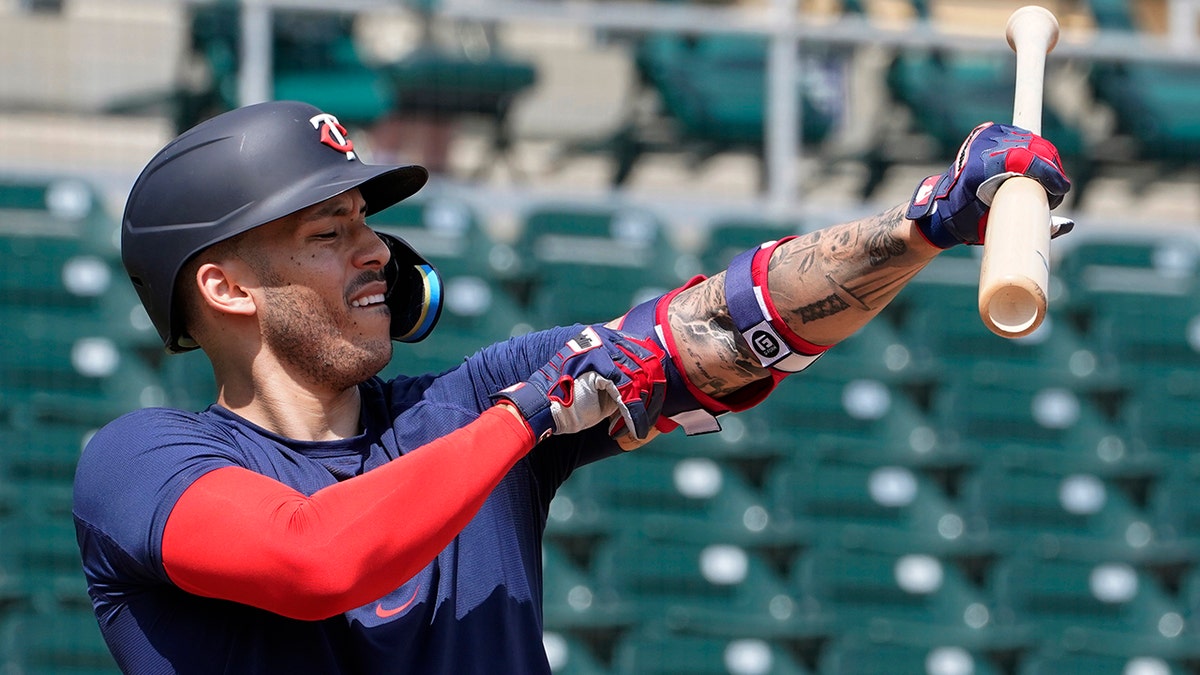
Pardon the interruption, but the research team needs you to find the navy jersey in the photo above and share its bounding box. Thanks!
[73,326,622,674]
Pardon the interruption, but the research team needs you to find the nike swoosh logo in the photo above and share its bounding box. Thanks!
[375,585,421,619]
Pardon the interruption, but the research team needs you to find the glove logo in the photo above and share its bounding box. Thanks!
[309,113,356,160]
[751,330,781,360]
[566,326,600,354]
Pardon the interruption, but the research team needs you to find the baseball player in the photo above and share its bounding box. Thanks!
[73,101,1070,673]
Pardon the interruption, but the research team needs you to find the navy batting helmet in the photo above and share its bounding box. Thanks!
[121,100,442,353]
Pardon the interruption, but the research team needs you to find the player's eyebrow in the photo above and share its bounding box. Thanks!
[302,197,365,222]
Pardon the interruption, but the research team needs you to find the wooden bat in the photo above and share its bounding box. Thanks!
[978,5,1060,338]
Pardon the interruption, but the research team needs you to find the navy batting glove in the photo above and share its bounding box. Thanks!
[493,326,667,442]
[907,122,1072,248]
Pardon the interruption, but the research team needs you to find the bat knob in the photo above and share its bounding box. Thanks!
[1006,5,1060,53]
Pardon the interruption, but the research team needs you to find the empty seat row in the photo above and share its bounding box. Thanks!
[544,533,1200,664]
[549,626,1194,675]
[548,449,1200,576]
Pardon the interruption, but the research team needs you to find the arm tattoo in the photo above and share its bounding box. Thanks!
[666,203,932,399]
[779,205,918,321]
[668,273,768,398]
[797,292,851,322]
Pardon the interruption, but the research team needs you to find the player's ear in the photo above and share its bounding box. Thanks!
[196,260,258,318]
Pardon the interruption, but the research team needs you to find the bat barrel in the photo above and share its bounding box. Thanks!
[978,5,1060,339]
[978,178,1052,337]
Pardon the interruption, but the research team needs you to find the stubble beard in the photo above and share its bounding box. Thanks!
[259,285,393,392]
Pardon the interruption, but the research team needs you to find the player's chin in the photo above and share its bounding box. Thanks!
[345,304,391,338]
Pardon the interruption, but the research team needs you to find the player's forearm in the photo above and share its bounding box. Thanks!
[766,203,940,345]
[668,204,939,399]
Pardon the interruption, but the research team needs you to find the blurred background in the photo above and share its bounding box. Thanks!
[2,0,1200,673]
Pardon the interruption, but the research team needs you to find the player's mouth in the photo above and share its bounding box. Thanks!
[350,293,386,308]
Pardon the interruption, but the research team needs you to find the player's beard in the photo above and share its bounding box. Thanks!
[258,282,393,392]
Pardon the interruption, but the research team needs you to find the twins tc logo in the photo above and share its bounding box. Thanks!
[309,113,356,160]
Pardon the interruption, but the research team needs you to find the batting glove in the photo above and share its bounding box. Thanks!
[494,326,667,442]
[907,122,1072,248]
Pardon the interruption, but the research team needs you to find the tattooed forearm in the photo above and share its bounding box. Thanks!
[826,267,923,312]
[773,203,936,335]
[675,314,765,398]
[668,273,769,398]
[661,201,938,400]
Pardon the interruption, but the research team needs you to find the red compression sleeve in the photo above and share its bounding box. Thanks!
[161,406,534,621]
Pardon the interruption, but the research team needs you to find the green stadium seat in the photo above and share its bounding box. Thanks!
[147,4,389,131]
[385,46,538,167]
[1017,649,1190,675]
[142,3,538,164]
[590,535,820,640]
[0,176,158,352]
[1119,384,1200,470]
[929,378,1156,480]
[542,541,636,636]
[1086,291,1200,392]
[387,46,537,116]
[767,458,984,557]
[961,463,1177,565]
[1055,235,1200,317]
[753,373,933,460]
[620,34,843,185]
[0,177,115,251]
[272,70,392,130]
[886,246,981,326]
[612,629,813,675]
[1173,564,1200,643]
[1145,469,1200,561]
[809,317,927,386]
[902,302,1108,392]
[989,555,1194,659]
[1089,61,1200,169]
[511,204,687,326]
[0,422,94,485]
[546,451,783,553]
[0,322,165,426]
[573,33,843,187]
[0,519,90,614]
[884,50,1088,198]
[0,608,118,675]
[818,636,1005,675]
[792,547,1003,646]
[1088,0,1138,30]
[0,479,73,528]
[886,49,1074,151]
[542,629,611,675]
[0,236,113,310]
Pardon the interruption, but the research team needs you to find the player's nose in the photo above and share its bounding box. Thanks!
[355,228,391,270]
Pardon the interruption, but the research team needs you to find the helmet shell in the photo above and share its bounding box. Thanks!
[122,100,430,352]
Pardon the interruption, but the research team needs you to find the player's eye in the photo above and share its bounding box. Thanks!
[314,231,338,240]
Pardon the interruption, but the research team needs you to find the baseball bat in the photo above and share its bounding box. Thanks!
[977,5,1060,338]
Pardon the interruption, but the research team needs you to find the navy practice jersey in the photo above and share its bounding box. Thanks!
[73,326,622,674]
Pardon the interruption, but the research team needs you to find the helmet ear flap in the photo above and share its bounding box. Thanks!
[379,232,443,343]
